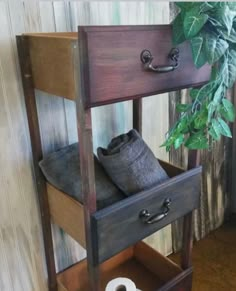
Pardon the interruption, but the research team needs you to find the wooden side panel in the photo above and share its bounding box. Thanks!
[57,242,183,291]
[134,242,181,282]
[81,25,211,107]
[16,35,57,291]
[92,167,202,263]
[47,183,86,248]
[28,35,75,100]
[57,247,134,291]
[158,267,192,291]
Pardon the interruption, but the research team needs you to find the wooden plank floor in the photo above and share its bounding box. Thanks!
[170,218,236,291]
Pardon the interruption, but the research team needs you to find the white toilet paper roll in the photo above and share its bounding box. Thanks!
[105,277,136,291]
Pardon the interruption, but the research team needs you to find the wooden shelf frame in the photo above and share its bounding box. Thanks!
[16,26,209,291]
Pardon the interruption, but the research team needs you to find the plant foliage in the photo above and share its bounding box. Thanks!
[164,2,236,150]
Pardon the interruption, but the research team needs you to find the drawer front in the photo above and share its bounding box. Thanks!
[79,25,211,107]
[92,167,201,264]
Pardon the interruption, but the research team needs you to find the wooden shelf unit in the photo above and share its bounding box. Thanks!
[16,26,210,291]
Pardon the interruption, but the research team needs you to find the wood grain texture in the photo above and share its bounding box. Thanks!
[26,26,210,107]
[134,242,181,282]
[47,183,86,248]
[57,242,183,291]
[133,98,143,134]
[0,2,46,291]
[28,35,76,100]
[170,218,236,291]
[232,84,236,212]
[80,25,210,107]
[2,2,226,290]
[169,87,232,252]
[92,166,201,263]
[158,268,192,291]
[43,159,183,256]
[16,35,57,291]
[73,43,100,290]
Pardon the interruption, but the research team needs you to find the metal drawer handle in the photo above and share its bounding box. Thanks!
[139,198,172,224]
[140,48,179,73]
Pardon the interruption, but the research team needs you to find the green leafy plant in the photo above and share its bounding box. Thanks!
[163,2,236,151]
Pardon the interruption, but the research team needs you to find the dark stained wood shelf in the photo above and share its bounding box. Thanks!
[47,159,201,262]
[57,242,192,291]
[16,25,209,291]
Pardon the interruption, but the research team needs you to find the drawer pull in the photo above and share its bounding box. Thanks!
[140,48,179,73]
[139,198,172,224]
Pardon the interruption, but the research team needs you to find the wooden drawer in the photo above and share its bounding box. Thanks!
[25,26,210,106]
[57,242,192,291]
[92,163,201,264]
[47,160,201,263]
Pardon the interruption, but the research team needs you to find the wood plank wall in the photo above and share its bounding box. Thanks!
[0,1,231,290]
[0,1,171,290]
[169,3,232,251]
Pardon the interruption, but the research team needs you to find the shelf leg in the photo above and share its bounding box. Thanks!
[73,41,100,290]
[181,212,193,270]
[133,98,142,135]
[16,36,57,291]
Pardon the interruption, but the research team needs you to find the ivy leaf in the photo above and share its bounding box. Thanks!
[176,104,189,112]
[207,102,217,122]
[228,3,236,11]
[172,13,186,45]
[209,119,221,140]
[213,83,224,103]
[200,2,214,13]
[221,50,236,88]
[183,8,208,39]
[190,36,207,68]
[220,98,236,122]
[190,88,199,100]
[223,27,236,43]
[174,134,184,149]
[217,118,232,137]
[213,6,236,35]
[185,132,208,149]
[205,34,228,64]
[211,66,219,82]
[194,110,208,129]
[176,115,189,133]
[175,2,194,11]
[194,81,218,101]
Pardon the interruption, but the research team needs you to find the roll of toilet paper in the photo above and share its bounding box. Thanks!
[105,277,137,291]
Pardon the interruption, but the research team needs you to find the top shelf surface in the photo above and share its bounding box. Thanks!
[24,26,211,108]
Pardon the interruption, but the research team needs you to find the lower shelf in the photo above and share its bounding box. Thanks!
[57,242,191,291]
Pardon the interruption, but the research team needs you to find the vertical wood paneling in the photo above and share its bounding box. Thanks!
[169,89,232,251]
[0,1,46,290]
[0,2,171,289]
[1,2,229,291]
[0,3,172,290]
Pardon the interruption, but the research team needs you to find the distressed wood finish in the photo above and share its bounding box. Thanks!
[133,98,142,134]
[80,25,210,107]
[181,213,193,270]
[25,27,210,106]
[47,183,86,248]
[1,2,175,291]
[44,160,188,249]
[92,166,201,263]
[73,43,99,290]
[57,242,183,291]
[158,268,193,291]
[16,36,57,291]
[27,35,76,100]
